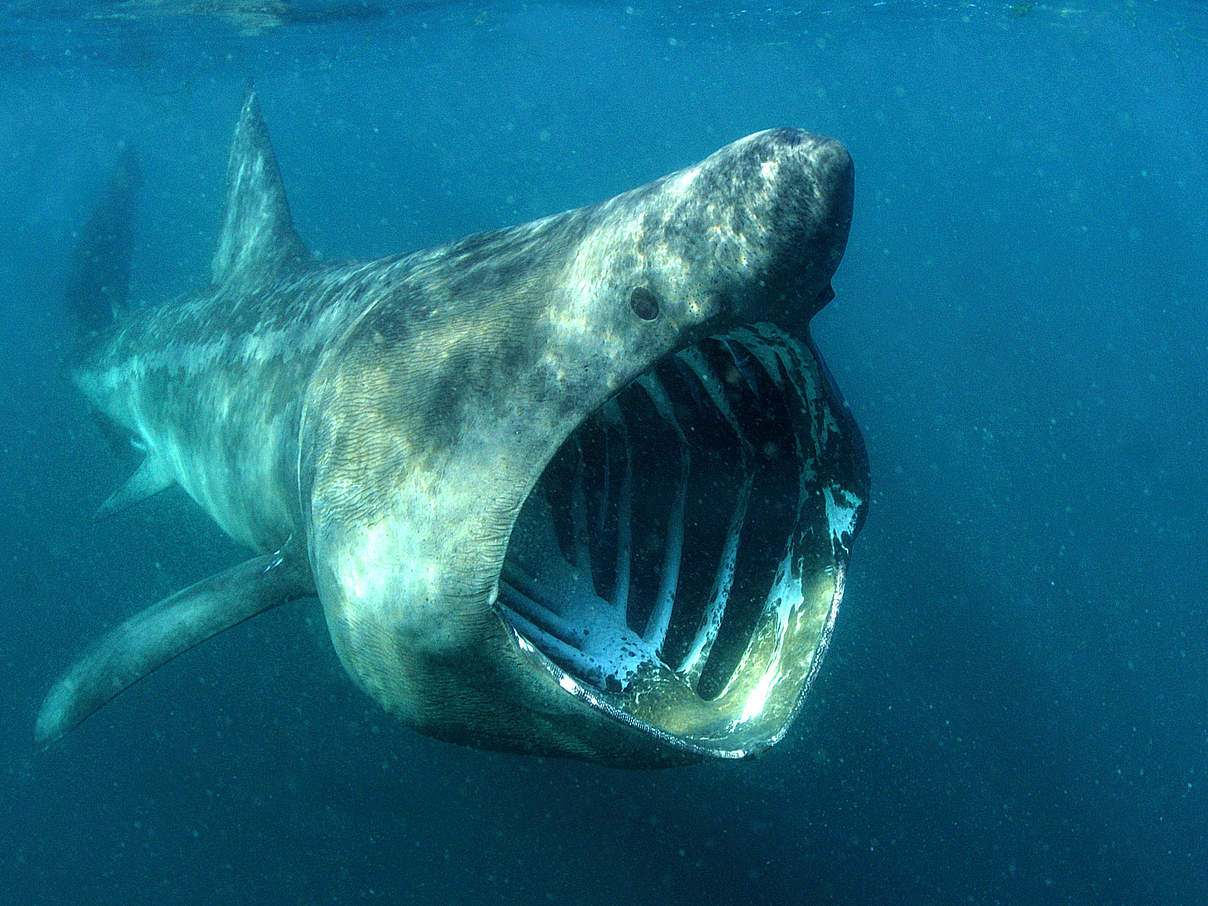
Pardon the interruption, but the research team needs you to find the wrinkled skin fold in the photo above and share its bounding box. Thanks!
[39,91,868,766]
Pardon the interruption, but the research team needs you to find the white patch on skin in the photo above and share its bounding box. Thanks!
[673,164,700,193]
[343,521,393,603]
[823,484,862,552]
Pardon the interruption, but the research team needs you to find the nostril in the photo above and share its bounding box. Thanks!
[629,286,660,321]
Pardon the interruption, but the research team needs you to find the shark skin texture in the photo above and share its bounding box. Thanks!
[39,91,868,767]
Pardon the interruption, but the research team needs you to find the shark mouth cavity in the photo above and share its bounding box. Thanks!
[496,322,867,758]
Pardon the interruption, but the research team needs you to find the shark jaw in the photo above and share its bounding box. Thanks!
[496,321,868,761]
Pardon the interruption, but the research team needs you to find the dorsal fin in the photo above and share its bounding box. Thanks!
[211,89,310,289]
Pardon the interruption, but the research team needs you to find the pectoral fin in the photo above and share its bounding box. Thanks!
[35,554,313,746]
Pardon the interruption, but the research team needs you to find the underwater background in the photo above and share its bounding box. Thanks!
[1,1,1204,903]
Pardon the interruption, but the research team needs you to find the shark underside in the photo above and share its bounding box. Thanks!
[39,91,868,766]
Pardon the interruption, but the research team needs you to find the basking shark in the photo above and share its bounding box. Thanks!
[38,91,868,766]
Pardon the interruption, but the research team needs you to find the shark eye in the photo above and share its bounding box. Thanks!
[628,286,660,321]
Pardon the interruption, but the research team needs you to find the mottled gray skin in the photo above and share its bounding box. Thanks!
[40,91,859,765]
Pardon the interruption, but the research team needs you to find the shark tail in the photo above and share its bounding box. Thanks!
[65,145,141,336]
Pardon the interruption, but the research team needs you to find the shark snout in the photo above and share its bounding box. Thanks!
[745,130,854,323]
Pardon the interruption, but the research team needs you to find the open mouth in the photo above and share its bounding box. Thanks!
[496,322,866,757]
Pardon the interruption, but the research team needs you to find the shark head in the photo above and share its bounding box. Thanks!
[299,128,868,765]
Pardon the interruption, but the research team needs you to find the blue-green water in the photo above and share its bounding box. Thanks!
[1,2,1204,903]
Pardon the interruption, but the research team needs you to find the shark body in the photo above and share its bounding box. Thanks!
[39,92,868,766]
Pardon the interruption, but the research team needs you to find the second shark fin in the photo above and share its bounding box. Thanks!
[94,454,174,520]
[35,553,313,746]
